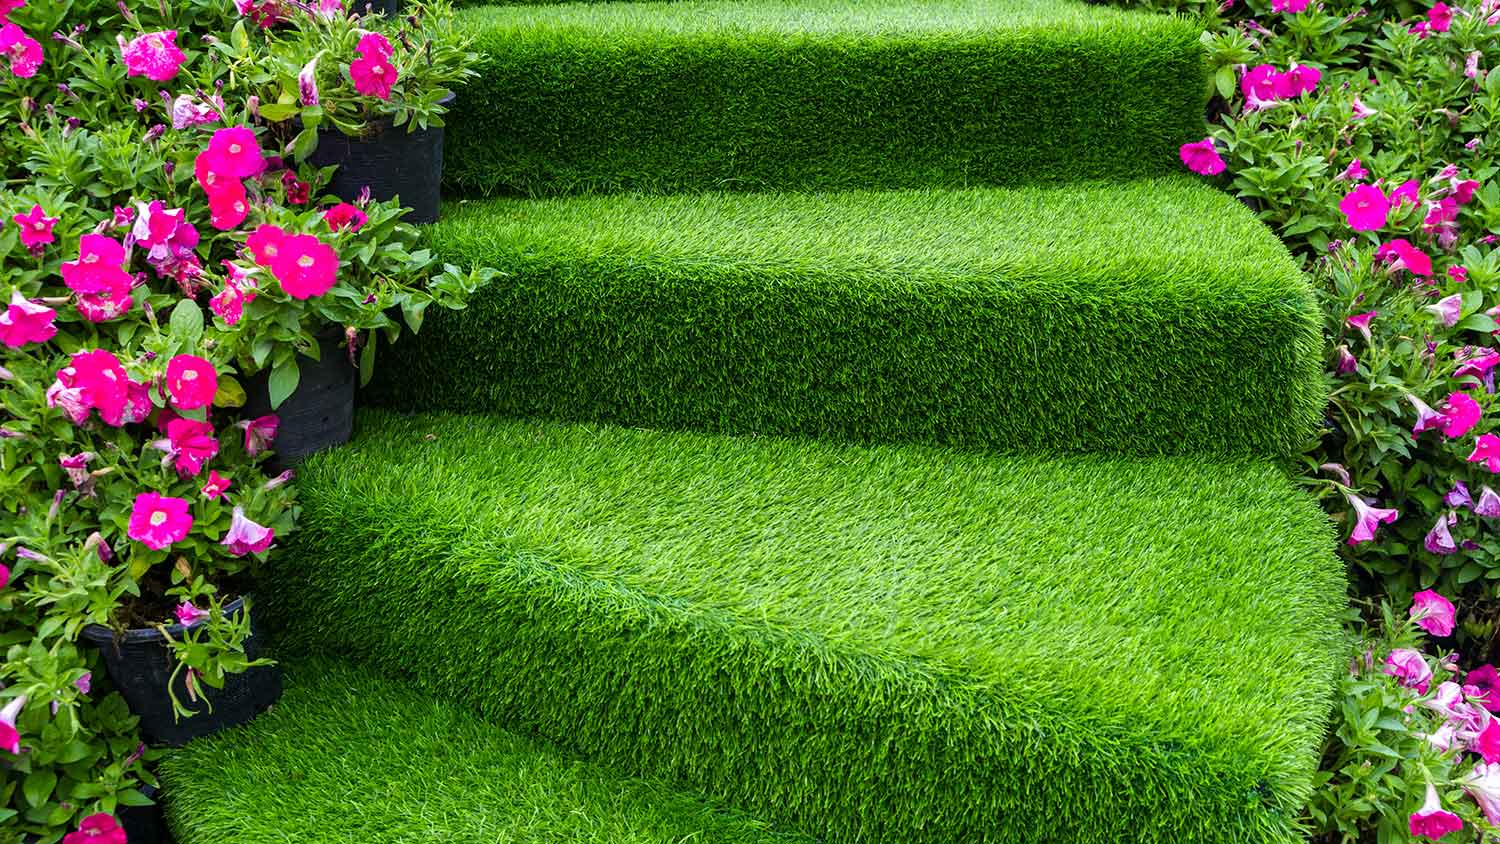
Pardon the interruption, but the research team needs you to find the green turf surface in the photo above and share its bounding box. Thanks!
[266,410,1345,844]
[444,0,1206,195]
[162,658,807,844]
[370,179,1323,458]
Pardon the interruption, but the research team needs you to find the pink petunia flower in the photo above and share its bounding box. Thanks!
[1430,2,1455,33]
[245,224,286,266]
[1479,720,1500,763]
[0,22,41,78]
[11,204,56,253]
[1454,179,1481,204]
[1178,138,1225,176]
[1427,293,1463,327]
[210,264,257,326]
[270,234,339,299]
[1271,0,1310,11]
[1472,665,1500,712]
[174,602,206,627]
[161,418,218,477]
[1411,394,1447,435]
[204,127,265,179]
[207,180,250,231]
[165,354,218,410]
[1346,492,1399,545]
[1341,184,1391,232]
[127,492,192,550]
[1425,512,1459,555]
[170,93,220,130]
[75,287,134,324]
[324,203,368,232]
[1471,434,1500,472]
[1273,63,1321,98]
[238,414,279,456]
[1346,310,1378,343]
[0,0,24,21]
[1391,179,1422,208]
[1447,481,1474,509]
[1241,64,1280,110]
[74,672,90,695]
[222,506,275,556]
[1478,486,1500,518]
[0,289,56,348]
[0,695,24,754]
[1412,589,1457,636]
[1451,265,1470,284]
[69,349,130,422]
[132,200,200,281]
[1336,159,1368,182]
[1385,647,1433,693]
[1336,344,1358,374]
[349,51,397,100]
[1456,350,1500,380]
[201,470,231,499]
[1352,96,1376,120]
[298,55,320,106]
[60,234,132,296]
[1442,393,1483,437]
[118,30,185,82]
[1383,238,1434,277]
[1410,781,1463,839]
[356,32,393,60]
[1465,763,1500,827]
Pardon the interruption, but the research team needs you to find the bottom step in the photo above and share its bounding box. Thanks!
[160,658,806,844]
[269,410,1345,844]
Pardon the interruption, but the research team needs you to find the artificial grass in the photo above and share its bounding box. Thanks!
[267,409,1347,844]
[161,657,807,844]
[369,179,1324,458]
[444,0,1206,196]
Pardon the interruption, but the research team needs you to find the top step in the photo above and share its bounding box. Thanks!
[445,0,1206,196]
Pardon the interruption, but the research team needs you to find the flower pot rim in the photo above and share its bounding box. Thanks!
[80,595,250,645]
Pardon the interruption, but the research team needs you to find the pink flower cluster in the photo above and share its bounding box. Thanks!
[118,31,185,82]
[1241,62,1321,111]
[349,32,397,100]
[1377,592,1500,837]
[0,19,41,79]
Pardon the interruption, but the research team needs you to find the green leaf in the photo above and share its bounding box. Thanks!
[268,359,301,410]
[401,298,429,334]
[291,127,320,162]
[22,770,55,808]
[116,788,156,807]
[359,336,376,386]
[258,103,298,123]
[1214,64,1237,100]
[169,299,204,347]
[214,375,247,409]
[1457,313,1500,334]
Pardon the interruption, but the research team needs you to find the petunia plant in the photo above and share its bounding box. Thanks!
[0,0,488,837]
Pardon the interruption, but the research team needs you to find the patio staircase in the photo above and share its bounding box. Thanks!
[159,1,1346,843]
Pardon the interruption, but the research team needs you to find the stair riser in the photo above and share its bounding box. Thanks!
[446,22,1206,195]
[367,270,1322,457]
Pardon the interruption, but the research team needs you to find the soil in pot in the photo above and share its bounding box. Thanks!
[81,595,282,748]
[242,329,356,466]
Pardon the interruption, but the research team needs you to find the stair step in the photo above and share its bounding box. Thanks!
[444,0,1205,195]
[267,410,1346,844]
[371,179,1322,458]
[162,657,808,844]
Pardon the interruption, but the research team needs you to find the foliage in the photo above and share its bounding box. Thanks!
[0,0,487,838]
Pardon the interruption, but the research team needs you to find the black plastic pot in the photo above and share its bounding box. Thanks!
[243,330,356,464]
[308,97,450,223]
[80,597,282,748]
[119,783,171,844]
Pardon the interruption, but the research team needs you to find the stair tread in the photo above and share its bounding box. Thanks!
[372,179,1323,457]
[445,0,1205,194]
[162,657,807,844]
[269,409,1346,844]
